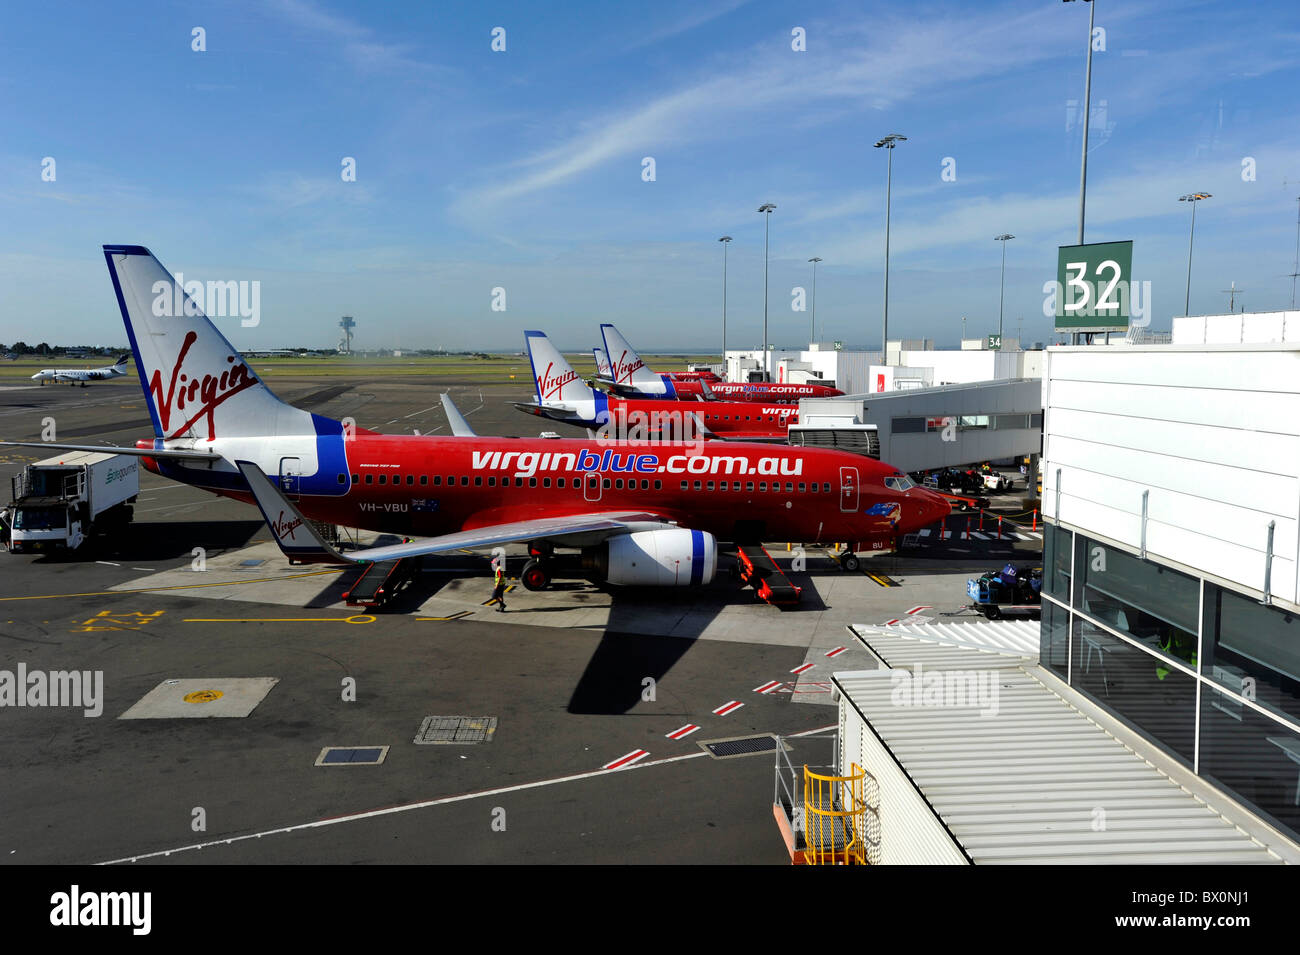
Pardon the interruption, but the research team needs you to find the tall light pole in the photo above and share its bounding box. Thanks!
[807,257,822,343]
[758,203,776,380]
[994,234,1015,338]
[874,134,907,364]
[719,236,732,376]
[1179,193,1211,316]
[1064,0,1096,246]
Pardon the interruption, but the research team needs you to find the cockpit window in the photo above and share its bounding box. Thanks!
[883,474,915,492]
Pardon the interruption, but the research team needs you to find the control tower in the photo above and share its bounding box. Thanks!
[338,316,356,354]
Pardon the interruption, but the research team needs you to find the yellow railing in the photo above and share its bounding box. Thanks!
[803,762,870,865]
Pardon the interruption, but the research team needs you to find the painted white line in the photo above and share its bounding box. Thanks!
[754,680,781,694]
[665,724,700,740]
[918,528,931,537]
[971,531,989,540]
[713,700,744,716]
[95,722,840,865]
[790,662,815,675]
[941,531,952,539]
[824,646,847,658]
[96,561,121,567]
[1028,532,1043,539]
[603,749,650,770]
[905,606,932,615]
[884,618,901,626]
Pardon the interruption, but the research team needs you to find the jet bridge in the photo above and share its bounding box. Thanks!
[794,379,1043,475]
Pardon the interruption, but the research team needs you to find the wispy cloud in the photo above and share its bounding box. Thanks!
[451,7,1073,218]
[267,0,444,76]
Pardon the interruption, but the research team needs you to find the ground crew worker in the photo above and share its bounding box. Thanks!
[491,561,507,612]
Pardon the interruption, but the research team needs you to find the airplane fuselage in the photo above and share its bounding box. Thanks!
[141,432,948,547]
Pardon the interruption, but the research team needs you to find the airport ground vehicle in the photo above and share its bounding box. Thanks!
[967,563,1042,619]
[6,451,138,553]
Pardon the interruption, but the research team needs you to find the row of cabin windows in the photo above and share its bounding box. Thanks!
[701,413,790,423]
[335,473,831,494]
[679,480,831,493]
[337,472,669,491]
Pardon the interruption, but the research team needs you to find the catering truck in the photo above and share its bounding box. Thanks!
[5,451,138,553]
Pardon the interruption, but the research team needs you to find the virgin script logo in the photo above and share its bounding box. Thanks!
[150,331,258,440]
[537,361,579,401]
[273,510,302,541]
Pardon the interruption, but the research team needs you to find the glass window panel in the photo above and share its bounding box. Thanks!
[1040,598,1070,679]
[1043,523,1072,602]
[1199,691,1300,843]
[1079,538,1199,657]
[1203,584,1300,725]
[1070,618,1196,765]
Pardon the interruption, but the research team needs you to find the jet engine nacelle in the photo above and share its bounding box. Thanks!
[594,528,718,586]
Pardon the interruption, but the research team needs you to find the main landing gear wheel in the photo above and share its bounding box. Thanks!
[839,552,861,573]
[520,559,551,591]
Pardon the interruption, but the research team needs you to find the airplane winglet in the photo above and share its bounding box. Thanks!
[235,460,352,564]
[441,393,477,437]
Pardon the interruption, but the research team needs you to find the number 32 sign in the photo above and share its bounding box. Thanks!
[1054,240,1133,333]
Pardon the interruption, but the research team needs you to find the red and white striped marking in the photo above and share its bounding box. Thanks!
[713,700,744,716]
[883,618,902,626]
[790,662,816,675]
[754,680,782,694]
[905,605,933,615]
[602,749,650,770]
[664,724,700,740]
[824,646,847,658]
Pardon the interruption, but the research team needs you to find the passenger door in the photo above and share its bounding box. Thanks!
[839,466,859,513]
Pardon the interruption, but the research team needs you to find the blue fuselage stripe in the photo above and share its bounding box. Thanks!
[690,529,704,586]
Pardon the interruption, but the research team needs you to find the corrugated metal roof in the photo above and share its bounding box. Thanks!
[850,619,1040,660]
[835,625,1286,864]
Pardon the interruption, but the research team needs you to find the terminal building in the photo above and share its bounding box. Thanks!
[782,310,1300,863]
[725,339,1044,396]
[1040,310,1300,845]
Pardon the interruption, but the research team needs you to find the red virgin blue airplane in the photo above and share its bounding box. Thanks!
[518,330,801,442]
[597,323,843,403]
[1,245,948,590]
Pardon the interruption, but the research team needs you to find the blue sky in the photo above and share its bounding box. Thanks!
[1,0,1297,352]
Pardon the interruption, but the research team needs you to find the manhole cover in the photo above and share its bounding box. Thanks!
[183,689,224,704]
[315,746,388,766]
[700,735,781,759]
[414,715,498,745]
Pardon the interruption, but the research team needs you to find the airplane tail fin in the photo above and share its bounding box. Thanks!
[593,346,611,379]
[600,323,674,397]
[114,355,129,367]
[525,331,592,407]
[102,245,301,441]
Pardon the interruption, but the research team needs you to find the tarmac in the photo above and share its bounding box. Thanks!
[0,373,1041,864]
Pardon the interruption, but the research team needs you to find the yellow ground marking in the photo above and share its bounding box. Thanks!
[182,614,376,624]
[0,568,345,602]
[184,689,224,704]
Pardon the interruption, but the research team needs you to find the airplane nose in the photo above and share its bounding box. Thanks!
[903,488,950,530]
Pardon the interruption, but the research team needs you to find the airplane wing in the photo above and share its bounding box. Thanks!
[236,461,675,564]
[0,440,219,460]
[440,393,476,437]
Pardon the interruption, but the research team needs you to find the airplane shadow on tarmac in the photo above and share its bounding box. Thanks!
[567,559,830,715]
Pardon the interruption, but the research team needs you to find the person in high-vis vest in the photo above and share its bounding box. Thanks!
[491,561,507,612]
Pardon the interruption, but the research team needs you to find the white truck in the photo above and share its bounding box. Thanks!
[5,451,138,553]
